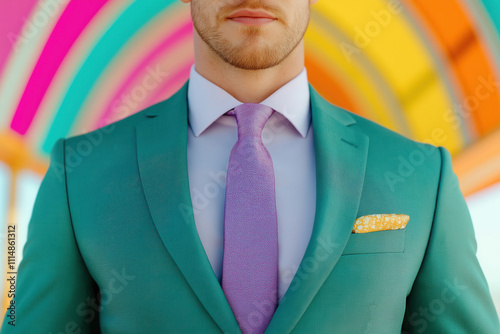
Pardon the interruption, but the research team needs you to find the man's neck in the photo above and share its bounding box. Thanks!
[193,34,305,103]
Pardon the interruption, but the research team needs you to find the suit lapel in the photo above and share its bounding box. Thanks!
[265,84,369,333]
[135,80,368,334]
[135,80,240,333]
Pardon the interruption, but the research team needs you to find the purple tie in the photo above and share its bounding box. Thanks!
[222,103,279,334]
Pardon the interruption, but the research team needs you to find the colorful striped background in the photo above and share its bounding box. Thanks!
[1,0,500,323]
[1,0,500,195]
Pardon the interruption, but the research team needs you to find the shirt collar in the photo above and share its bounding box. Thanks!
[187,64,311,138]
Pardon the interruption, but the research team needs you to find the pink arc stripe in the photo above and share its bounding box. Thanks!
[10,0,107,135]
[0,0,39,79]
[95,63,192,129]
[94,21,193,129]
[142,62,192,111]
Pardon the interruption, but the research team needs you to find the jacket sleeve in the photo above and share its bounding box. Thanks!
[402,146,500,333]
[0,138,101,333]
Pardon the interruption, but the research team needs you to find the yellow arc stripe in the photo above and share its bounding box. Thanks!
[306,18,402,133]
[314,0,464,152]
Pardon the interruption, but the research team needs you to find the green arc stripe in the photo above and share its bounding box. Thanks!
[41,0,178,153]
[481,0,500,35]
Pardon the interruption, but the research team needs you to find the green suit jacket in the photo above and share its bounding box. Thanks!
[2,81,499,333]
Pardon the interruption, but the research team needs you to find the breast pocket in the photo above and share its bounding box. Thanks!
[341,229,406,255]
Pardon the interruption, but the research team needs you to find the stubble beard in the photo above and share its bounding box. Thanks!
[192,3,309,70]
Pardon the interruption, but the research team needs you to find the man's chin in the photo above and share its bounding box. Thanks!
[223,53,282,71]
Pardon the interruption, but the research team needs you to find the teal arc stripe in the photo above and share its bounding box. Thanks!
[481,0,500,35]
[41,0,179,154]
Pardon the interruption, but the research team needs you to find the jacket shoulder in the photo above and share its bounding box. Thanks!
[337,107,444,192]
[344,108,441,161]
[63,96,176,152]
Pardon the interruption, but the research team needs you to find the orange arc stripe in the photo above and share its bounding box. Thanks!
[305,53,364,117]
[409,0,500,137]
[453,127,500,196]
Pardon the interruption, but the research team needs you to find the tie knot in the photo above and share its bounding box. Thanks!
[230,103,274,138]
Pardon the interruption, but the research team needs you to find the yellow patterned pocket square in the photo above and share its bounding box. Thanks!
[352,214,410,233]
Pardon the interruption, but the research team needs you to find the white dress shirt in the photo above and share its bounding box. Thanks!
[186,64,316,301]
